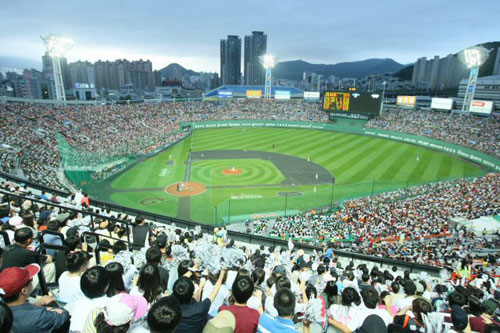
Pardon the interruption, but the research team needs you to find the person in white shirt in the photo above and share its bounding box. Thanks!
[393,280,417,311]
[202,271,231,317]
[65,266,110,332]
[358,287,393,327]
[328,287,364,332]
[57,252,89,303]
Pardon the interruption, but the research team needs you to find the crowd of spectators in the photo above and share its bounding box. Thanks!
[263,173,500,267]
[366,108,500,159]
[2,101,499,193]
[0,100,325,190]
[0,179,499,332]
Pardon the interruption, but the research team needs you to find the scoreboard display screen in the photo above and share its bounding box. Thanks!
[323,91,381,115]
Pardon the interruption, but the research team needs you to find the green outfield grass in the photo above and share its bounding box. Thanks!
[104,127,486,225]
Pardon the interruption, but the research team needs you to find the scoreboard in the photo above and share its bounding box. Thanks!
[323,91,381,115]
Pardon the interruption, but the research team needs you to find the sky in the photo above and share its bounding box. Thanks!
[1,0,498,73]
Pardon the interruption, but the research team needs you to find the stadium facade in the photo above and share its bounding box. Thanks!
[203,85,304,99]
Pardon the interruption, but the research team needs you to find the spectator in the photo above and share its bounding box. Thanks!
[146,246,169,290]
[66,266,110,331]
[173,268,227,333]
[1,227,55,283]
[147,296,183,333]
[258,287,299,333]
[105,262,127,297]
[0,302,13,333]
[0,264,70,332]
[57,251,88,303]
[219,275,261,332]
[92,293,148,333]
[130,263,165,304]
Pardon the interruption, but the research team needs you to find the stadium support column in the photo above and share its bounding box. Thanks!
[330,181,335,210]
[265,68,272,99]
[52,56,66,102]
[380,81,386,115]
[284,193,288,217]
[461,66,479,114]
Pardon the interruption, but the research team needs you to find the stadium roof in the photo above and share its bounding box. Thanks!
[204,85,304,98]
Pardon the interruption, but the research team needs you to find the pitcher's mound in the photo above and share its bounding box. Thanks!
[221,169,243,175]
[165,182,206,197]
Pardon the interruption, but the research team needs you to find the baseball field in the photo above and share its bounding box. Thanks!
[94,127,486,225]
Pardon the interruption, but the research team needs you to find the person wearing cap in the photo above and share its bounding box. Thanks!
[0,264,70,332]
[357,314,386,333]
[450,304,471,333]
[83,292,148,333]
[203,310,236,333]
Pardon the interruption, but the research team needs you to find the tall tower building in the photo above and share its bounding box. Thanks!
[220,35,241,85]
[244,31,267,85]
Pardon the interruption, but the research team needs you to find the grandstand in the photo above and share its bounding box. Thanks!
[203,85,304,99]
[1,97,499,332]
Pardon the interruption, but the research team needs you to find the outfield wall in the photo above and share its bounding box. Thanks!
[182,120,500,172]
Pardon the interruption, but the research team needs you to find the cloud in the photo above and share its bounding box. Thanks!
[0,0,498,72]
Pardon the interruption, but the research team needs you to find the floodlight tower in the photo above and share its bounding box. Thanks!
[41,34,74,102]
[459,46,490,113]
[260,54,277,99]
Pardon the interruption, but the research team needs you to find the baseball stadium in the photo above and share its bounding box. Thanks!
[51,93,498,228]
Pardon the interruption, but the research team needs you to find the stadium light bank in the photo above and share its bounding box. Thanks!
[458,46,490,114]
[260,54,277,99]
[41,34,74,102]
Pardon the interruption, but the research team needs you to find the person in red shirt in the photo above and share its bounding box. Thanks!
[219,275,261,333]
[81,193,90,208]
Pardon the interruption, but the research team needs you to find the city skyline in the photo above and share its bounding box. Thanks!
[1,0,499,73]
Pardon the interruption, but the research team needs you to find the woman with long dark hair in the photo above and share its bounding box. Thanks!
[105,262,126,297]
[58,252,89,303]
[131,263,164,304]
[321,280,341,308]
[327,287,362,331]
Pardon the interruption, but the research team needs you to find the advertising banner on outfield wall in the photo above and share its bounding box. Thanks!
[183,120,500,172]
[304,91,320,100]
[396,95,416,107]
[470,100,493,115]
[431,98,454,110]
[217,91,233,99]
[246,90,262,99]
[275,90,291,100]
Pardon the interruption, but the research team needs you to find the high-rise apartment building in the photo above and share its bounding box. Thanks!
[244,31,267,85]
[220,35,241,85]
[93,59,154,90]
[68,61,95,88]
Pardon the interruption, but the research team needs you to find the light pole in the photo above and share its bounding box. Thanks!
[260,54,277,99]
[330,179,335,210]
[380,81,386,115]
[41,34,73,102]
[458,46,490,114]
